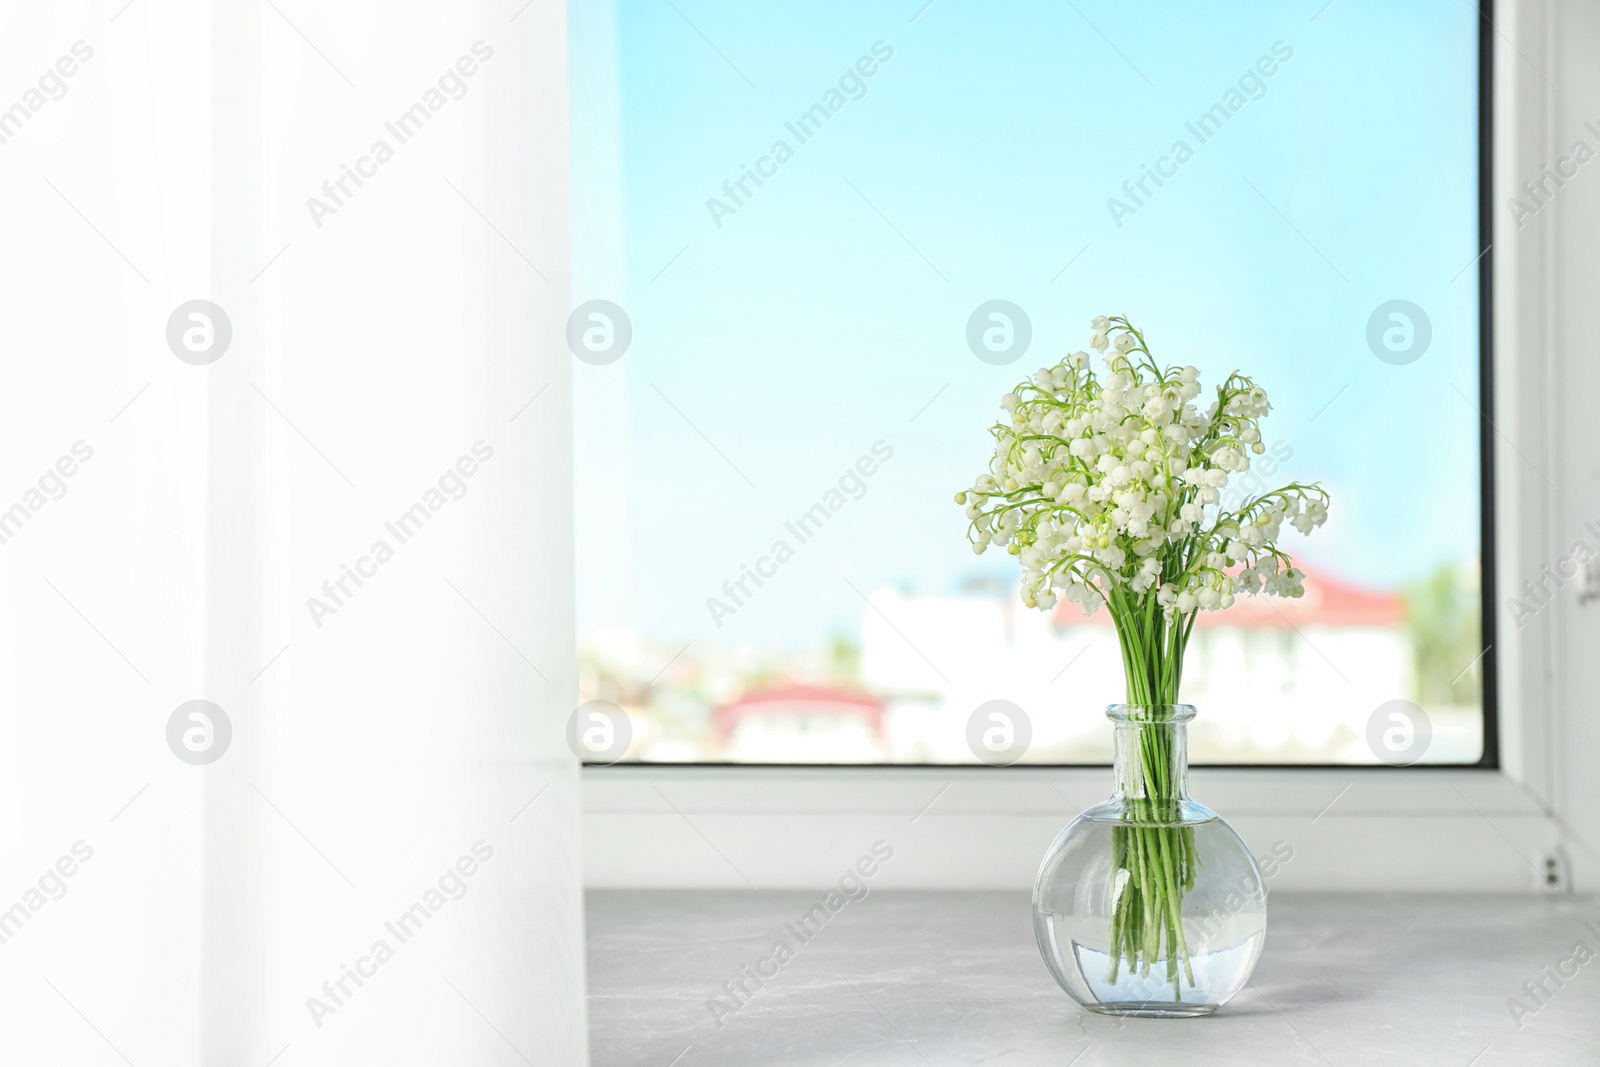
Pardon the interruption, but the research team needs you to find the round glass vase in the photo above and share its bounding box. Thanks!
[1032,704,1265,1017]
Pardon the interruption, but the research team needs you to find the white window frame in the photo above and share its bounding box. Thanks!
[582,1,1593,892]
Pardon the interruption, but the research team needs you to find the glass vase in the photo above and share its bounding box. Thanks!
[1032,703,1266,1017]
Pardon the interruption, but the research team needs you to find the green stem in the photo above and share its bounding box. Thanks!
[1103,592,1200,999]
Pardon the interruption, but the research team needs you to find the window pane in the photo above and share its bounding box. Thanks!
[569,0,1485,765]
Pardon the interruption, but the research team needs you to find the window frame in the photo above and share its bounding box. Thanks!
[584,1,1501,774]
[582,0,1576,893]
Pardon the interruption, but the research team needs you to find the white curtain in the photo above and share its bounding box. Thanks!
[0,2,587,1063]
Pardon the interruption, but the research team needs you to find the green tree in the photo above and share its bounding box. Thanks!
[1401,562,1482,704]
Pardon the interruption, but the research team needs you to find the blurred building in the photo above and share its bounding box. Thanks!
[713,683,887,762]
[859,569,1426,763]
[578,569,1486,764]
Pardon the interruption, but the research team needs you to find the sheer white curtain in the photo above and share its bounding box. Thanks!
[0,2,586,1063]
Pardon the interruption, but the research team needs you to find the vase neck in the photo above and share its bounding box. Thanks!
[1108,704,1192,805]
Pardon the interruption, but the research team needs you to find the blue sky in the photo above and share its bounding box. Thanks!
[570,0,1482,649]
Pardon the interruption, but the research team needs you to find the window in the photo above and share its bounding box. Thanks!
[569,0,1489,766]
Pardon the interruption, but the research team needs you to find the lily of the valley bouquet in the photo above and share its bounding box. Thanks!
[957,315,1329,993]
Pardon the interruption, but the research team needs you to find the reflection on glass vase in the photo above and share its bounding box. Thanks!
[1033,704,1266,1017]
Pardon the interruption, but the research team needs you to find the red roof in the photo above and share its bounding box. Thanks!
[712,683,886,740]
[1052,567,1401,631]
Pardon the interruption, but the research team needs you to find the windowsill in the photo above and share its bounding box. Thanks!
[587,889,1600,1065]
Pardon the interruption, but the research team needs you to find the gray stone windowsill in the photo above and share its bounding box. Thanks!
[588,891,1600,1066]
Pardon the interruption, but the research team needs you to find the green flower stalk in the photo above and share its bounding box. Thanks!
[957,315,1330,995]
